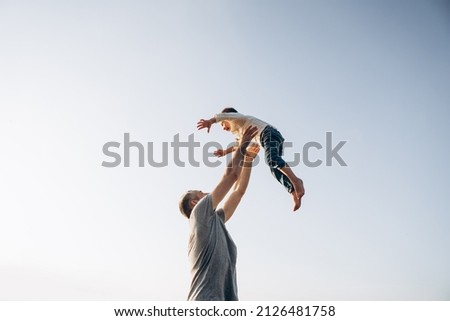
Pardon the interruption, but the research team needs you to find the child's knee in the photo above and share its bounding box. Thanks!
[266,155,286,169]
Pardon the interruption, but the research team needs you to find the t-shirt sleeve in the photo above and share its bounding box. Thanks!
[215,112,246,122]
[191,195,214,223]
[216,208,225,222]
[190,195,216,240]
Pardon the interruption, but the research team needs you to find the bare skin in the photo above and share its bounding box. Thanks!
[186,140,260,221]
[187,126,259,214]
[279,165,305,211]
[197,116,305,212]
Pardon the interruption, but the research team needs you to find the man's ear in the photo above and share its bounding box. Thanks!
[190,199,198,208]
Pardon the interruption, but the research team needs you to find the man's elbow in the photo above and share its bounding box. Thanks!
[224,169,239,182]
[234,189,245,198]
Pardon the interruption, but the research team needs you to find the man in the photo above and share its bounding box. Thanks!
[179,126,258,301]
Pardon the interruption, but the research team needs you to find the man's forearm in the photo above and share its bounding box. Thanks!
[224,141,250,177]
[223,125,257,177]
[235,158,253,194]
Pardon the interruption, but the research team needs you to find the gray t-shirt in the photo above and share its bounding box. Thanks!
[187,194,238,301]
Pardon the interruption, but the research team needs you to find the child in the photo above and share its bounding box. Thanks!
[197,107,305,211]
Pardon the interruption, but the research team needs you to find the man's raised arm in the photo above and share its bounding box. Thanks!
[222,144,259,222]
[209,126,257,210]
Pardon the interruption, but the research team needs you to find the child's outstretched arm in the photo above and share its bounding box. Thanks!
[214,145,237,157]
[197,117,217,133]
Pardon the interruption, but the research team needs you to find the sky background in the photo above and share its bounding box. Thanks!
[1,0,449,300]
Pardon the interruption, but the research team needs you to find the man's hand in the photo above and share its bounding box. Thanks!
[245,143,260,161]
[197,119,213,133]
[239,126,258,149]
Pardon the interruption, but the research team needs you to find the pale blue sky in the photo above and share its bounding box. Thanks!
[1,0,449,300]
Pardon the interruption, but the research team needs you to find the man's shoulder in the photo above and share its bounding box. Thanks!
[191,195,212,217]
[191,195,224,222]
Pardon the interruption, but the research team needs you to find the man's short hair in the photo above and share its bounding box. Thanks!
[221,107,238,113]
[179,191,194,219]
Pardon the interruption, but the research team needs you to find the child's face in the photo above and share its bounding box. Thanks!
[221,121,231,131]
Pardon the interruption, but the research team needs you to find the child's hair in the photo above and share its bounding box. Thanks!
[221,107,238,113]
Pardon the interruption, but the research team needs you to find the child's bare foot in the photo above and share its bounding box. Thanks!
[291,192,301,211]
[293,178,305,200]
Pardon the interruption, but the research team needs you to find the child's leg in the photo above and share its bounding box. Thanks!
[279,165,305,199]
[269,166,293,193]
[261,126,305,210]
[270,166,301,211]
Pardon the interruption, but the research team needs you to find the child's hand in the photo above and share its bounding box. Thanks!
[214,149,226,157]
[197,119,212,133]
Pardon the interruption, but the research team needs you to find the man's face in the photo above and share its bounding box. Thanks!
[192,190,207,201]
[221,121,231,131]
